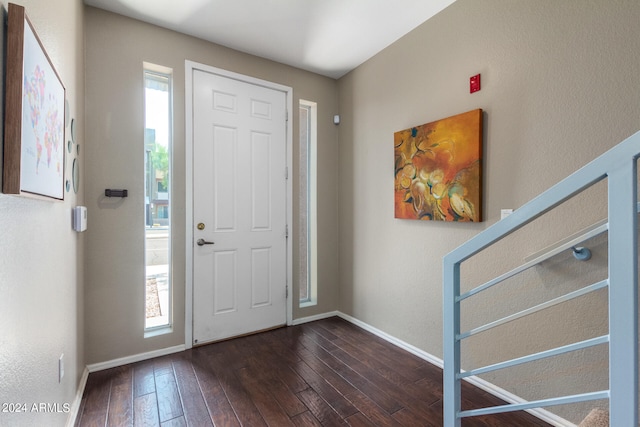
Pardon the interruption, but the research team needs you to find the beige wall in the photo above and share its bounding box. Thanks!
[84,7,340,364]
[0,0,85,426]
[338,0,640,423]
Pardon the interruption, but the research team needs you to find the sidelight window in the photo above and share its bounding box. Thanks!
[299,100,317,306]
[144,64,173,331]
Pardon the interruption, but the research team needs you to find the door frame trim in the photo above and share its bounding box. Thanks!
[184,60,293,349]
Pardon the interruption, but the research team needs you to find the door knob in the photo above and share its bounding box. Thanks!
[196,238,215,246]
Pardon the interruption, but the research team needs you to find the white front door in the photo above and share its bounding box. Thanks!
[191,68,288,345]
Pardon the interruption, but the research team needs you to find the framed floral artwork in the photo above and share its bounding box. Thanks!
[394,109,483,222]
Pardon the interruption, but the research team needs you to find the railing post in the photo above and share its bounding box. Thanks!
[443,259,461,427]
[608,159,638,426]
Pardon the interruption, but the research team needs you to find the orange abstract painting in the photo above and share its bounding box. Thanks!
[394,109,483,222]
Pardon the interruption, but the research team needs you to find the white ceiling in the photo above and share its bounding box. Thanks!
[83,0,456,79]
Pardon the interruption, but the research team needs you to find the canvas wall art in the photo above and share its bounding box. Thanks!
[3,3,66,200]
[394,109,483,222]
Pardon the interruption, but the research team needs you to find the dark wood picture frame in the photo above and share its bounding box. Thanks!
[3,3,66,200]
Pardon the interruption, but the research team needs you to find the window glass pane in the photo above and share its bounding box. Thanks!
[144,69,172,329]
[300,100,317,306]
[299,106,309,301]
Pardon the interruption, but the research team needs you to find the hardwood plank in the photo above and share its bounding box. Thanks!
[296,388,348,426]
[331,337,435,398]
[133,360,156,398]
[416,374,443,396]
[393,407,441,427]
[107,366,134,427]
[301,320,341,342]
[321,318,429,371]
[314,320,435,383]
[244,335,310,394]
[77,369,112,427]
[295,347,358,396]
[292,358,359,419]
[291,410,323,427]
[236,366,296,426]
[172,356,213,427]
[207,345,267,427]
[345,412,378,427]
[198,387,240,426]
[250,371,308,417]
[343,390,403,427]
[133,392,159,427]
[191,352,241,427]
[152,356,175,377]
[160,416,186,427]
[298,325,342,353]
[322,340,443,422]
[295,332,403,414]
[323,319,434,380]
[398,389,447,424]
[154,372,182,423]
[319,347,404,414]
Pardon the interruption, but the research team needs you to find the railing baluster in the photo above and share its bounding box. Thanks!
[608,159,638,426]
[443,260,461,427]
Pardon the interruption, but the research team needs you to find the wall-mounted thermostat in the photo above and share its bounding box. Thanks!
[73,206,87,232]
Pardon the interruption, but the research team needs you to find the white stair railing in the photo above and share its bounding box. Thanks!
[443,131,640,426]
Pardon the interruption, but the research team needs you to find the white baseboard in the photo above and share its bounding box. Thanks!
[86,344,186,373]
[66,367,89,427]
[333,312,575,427]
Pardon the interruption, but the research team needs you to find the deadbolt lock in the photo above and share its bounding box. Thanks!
[197,222,205,230]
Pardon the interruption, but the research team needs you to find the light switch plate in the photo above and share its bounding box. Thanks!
[73,206,87,232]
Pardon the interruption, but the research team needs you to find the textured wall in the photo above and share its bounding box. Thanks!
[84,7,340,364]
[0,0,85,426]
[337,0,640,422]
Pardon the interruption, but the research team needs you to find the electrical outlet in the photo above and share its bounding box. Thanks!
[500,209,513,219]
[59,354,64,382]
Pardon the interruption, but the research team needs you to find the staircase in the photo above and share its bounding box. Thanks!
[443,131,640,426]
[578,408,609,427]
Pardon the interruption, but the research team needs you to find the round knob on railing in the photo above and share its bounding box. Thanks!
[572,246,591,261]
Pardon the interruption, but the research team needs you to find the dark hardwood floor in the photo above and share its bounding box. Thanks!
[75,317,551,426]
